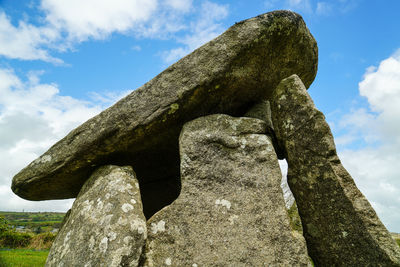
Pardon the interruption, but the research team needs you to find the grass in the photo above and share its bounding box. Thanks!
[287,201,303,233]
[0,249,49,267]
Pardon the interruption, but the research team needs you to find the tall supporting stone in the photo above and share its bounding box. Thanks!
[270,74,400,266]
[46,165,147,267]
[143,114,310,266]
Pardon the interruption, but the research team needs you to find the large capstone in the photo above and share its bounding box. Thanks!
[143,114,310,266]
[12,11,318,219]
[270,74,400,266]
[46,165,147,267]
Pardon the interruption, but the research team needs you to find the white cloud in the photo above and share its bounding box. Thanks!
[0,0,200,62]
[0,11,62,63]
[0,68,126,212]
[165,0,193,12]
[316,2,333,15]
[359,53,400,142]
[162,1,229,64]
[334,50,400,232]
[0,184,74,212]
[339,147,400,232]
[41,0,158,42]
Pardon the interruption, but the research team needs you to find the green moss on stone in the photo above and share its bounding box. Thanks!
[287,201,302,233]
[168,103,180,114]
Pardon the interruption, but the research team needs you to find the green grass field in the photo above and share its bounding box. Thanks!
[0,238,398,267]
[0,249,49,267]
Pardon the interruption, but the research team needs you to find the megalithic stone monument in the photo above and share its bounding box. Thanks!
[9,7,400,266]
[270,74,400,266]
[12,11,318,218]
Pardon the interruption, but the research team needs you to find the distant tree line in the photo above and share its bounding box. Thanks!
[0,215,56,249]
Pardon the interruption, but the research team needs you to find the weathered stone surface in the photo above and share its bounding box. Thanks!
[245,100,285,160]
[244,100,273,129]
[12,11,318,216]
[143,114,310,266]
[46,165,146,267]
[270,74,400,266]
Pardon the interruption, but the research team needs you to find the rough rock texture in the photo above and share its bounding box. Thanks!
[270,74,400,266]
[12,11,318,218]
[244,100,284,159]
[143,114,310,266]
[46,165,147,267]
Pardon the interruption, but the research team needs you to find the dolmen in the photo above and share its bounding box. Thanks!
[11,10,400,266]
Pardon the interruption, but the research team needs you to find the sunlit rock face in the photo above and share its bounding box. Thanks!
[45,166,147,267]
[143,114,310,266]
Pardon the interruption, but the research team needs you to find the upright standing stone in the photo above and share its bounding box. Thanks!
[270,74,400,266]
[46,165,147,267]
[143,114,310,266]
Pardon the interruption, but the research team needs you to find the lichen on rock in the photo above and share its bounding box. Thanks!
[46,165,147,267]
[143,114,310,266]
[270,74,400,266]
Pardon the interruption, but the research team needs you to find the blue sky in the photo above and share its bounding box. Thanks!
[0,0,399,232]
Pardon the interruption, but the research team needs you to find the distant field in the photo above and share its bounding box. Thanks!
[0,211,65,233]
[0,249,49,267]
[0,211,65,223]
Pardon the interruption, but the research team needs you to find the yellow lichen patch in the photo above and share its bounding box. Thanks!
[168,103,180,114]
[209,84,220,93]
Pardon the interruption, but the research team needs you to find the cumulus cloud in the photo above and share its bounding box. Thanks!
[0,68,125,212]
[165,0,193,12]
[0,11,62,63]
[41,0,158,42]
[162,1,229,64]
[334,50,400,232]
[0,0,218,63]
